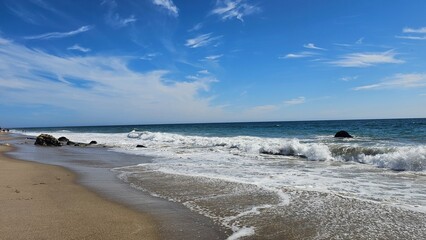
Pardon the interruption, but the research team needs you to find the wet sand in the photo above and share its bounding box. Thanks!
[1,134,228,240]
[0,136,158,240]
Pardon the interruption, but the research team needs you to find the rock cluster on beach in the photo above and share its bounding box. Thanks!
[34,134,98,147]
[34,134,61,146]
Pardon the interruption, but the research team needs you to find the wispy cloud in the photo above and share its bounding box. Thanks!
[140,53,160,61]
[396,35,426,40]
[185,33,222,48]
[211,0,260,22]
[396,27,426,40]
[24,25,93,40]
[340,76,358,81]
[102,0,137,28]
[303,43,326,50]
[279,51,316,59]
[188,23,203,32]
[204,54,223,62]
[329,50,404,67]
[0,37,225,125]
[67,44,91,53]
[284,96,305,105]
[356,37,364,44]
[403,27,426,34]
[152,0,179,17]
[353,73,426,91]
[198,70,210,75]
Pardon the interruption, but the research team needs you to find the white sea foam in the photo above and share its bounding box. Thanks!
[17,129,426,215]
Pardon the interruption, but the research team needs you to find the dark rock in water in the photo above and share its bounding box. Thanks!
[89,141,97,145]
[58,136,69,142]
[136,144,147,148]
[66,141,75,146]
[334,131,353,138]
[34,134,61,146]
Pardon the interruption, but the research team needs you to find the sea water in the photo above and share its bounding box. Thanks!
[14,119,426,239]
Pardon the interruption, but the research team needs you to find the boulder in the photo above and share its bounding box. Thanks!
[34,134,61,146]
[334,131,353,138]
[136,144,147,148]
[89,141,97,145]
[58,136,69,142]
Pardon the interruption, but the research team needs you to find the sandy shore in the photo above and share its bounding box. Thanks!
[0,136,159,240]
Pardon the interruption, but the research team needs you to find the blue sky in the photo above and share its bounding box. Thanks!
[1,0,426,127]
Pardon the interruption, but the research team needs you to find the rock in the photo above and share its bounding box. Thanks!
[66,141,75,146]
[89,141,97,145]
[136,144,147,148]
[334,131,353,138]
[58,136,69,142]
[34,134,61,146]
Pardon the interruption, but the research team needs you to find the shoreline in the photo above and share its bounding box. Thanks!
[0,136,159,240]
[1,133,228,240]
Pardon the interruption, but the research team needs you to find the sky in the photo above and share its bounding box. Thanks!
[1,0,426,127]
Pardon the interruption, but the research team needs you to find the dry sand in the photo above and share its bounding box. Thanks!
[0,137,159,240]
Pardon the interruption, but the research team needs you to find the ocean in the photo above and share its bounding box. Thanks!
[13,119,426,239]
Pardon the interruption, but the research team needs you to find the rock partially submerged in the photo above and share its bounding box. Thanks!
[334,131,353,138]
[34,134,99,147]
[136,144,147,148]
[58,136,69,142]
[34,134,61,146]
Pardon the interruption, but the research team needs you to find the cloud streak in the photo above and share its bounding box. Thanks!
[152,0,179,17]
[211,0,260,22]
[353,73,426,90]
[279,51,316,59]
[284,97,305,105]
[329,50,403,67]
[403,27,426,34]
[68,44,91,53]
[185,33,222,48]
[102,0,137,28]
[24,25,93,40]
[303,43,326,50]
[0,37,225,125]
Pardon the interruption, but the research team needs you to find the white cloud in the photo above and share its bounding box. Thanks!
[211,0,260,22]
[102,0,137,28]
[356,37,364,44]
[152,0,179,17]
[340,76,358,81]
[403,27,426,34]
[279,51,316,59]
[24,25,93,40]
[198,70,210,75]
[284,97,305,105]
[204,54,223,62]
[140,53,159,61]
[395,35,426,40]
[303,43,326,50]
[329,50,404,67]
[353,73,426,91]
[188,23,203,32]
[185,33,222,48]
[68,44,91,53]
[396,27,426,40]
[0,37,225,125]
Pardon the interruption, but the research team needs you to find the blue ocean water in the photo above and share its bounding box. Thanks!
[19,118,426,142]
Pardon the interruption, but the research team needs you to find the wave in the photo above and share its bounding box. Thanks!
[128,131,426,171]
[14,129,426,172]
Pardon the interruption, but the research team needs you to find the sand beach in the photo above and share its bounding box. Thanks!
[0,134,159,240]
